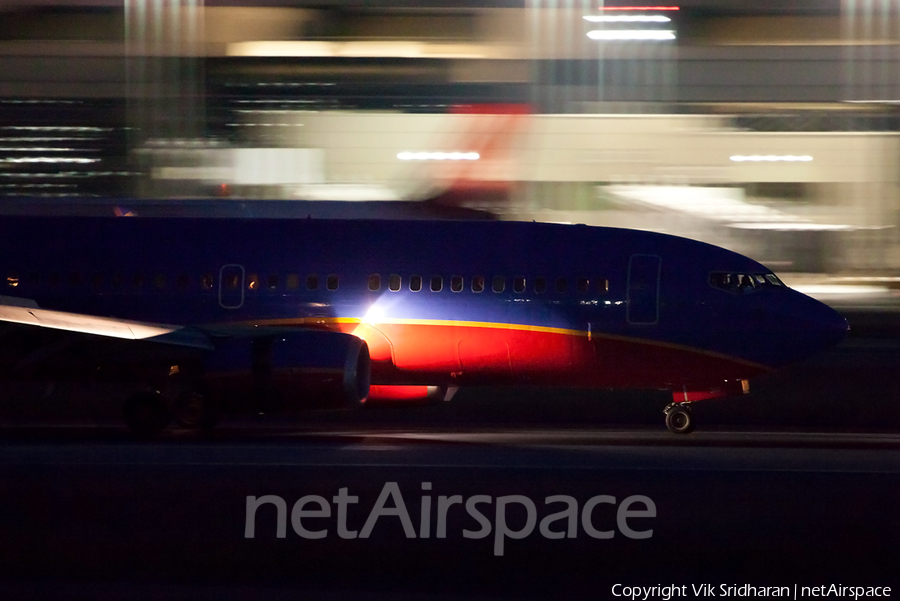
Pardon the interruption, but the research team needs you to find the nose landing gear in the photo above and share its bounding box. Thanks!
[664,402,695,434]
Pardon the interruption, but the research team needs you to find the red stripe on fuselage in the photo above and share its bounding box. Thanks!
[244,318,770,389]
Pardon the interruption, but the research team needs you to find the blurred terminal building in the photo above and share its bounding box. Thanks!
[3,0,900,276]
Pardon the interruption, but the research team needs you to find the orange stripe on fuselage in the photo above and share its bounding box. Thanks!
[221,317,772,386]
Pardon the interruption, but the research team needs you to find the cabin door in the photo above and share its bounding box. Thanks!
[627,254,661,325]
[218,264,245,309]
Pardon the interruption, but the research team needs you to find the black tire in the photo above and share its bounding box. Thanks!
[123,391,171,437]
[665,405,695,434]
[173,391,219,430]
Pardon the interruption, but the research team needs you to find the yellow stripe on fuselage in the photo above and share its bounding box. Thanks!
[224,316,772,372]
[248,316,591,338]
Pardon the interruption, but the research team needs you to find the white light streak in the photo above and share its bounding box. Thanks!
[0,171,134,178]
[729,222,855,231]
[228,41,487,60]
[0,137,95,142]
[791,285,887,296]
[583,15,671,22]
[1,126,107,132]
[600,5,680,10]
[0,157,99,164]
[730,155,813,162]
[605,185,855,232]
[587,29,676,40]
[0,147,80,152]
[397,151,480,161]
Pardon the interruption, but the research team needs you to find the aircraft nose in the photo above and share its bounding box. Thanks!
[816,303,850,349]
[791,292,849,353]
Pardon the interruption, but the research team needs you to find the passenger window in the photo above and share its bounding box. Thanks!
[133,273,146,289]
[286,274,299,290]
[326,274,339,291]
[410,275,422,292]
[555,277,567,293]
[6,273,18,288]
[597,278,609,294]
[267,274,279,290]
[70,271,83,287]
[247,274,259,291]
[111,273,123,288]
[91,273,103,289]
[450,276,463,293]
[492,276,505,293]
[176,274,189,289]
[154,273,166,290]
[513,277,526,293]
[577,278,589,294]
[201,274,214,290]
[431,276,443,292]
[472,276,485,293]
[48,271,60,287]
[306,274,319,290]
[368,274,381,292]
[389,274,401,292]
[534,277,547,294]
[24,272,39,287]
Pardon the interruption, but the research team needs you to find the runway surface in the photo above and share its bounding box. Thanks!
[1,323,899,599]
[0,421,897,600]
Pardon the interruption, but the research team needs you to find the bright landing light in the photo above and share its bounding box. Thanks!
[397,152,480,161]
[361,304,387,325]
[587,30,676,40]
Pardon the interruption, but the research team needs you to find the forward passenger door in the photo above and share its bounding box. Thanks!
[627,255,661,325]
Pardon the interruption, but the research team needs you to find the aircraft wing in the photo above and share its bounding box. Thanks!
[0,295,214,350]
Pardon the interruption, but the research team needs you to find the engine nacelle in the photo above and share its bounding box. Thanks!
[202,330,370,410]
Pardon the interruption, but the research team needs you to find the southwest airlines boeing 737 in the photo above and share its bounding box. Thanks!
[0,216,848,434]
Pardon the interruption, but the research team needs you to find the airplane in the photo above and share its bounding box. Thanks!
[0,216,848,435]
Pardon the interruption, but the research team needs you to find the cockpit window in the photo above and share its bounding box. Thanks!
[709,271,783,294]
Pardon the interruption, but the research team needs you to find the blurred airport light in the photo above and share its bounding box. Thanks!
[397,152,480,161]
[598,6,680,10]
[586,30,676,40]
[227,41,493,60]
[730,155,813,162]
[583,16,672,22]
[5,0,900,282]
[604,185,855,232]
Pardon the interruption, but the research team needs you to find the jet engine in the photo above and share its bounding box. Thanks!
[201,330,370,411]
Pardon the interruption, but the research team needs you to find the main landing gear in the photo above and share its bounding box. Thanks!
[123,389,219,437]
[123,391,171,438]
[664,402,695,434]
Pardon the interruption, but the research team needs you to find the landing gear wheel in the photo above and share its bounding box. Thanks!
[124,391,171,437]
[664,403,695,434]
[173,391,219,430]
